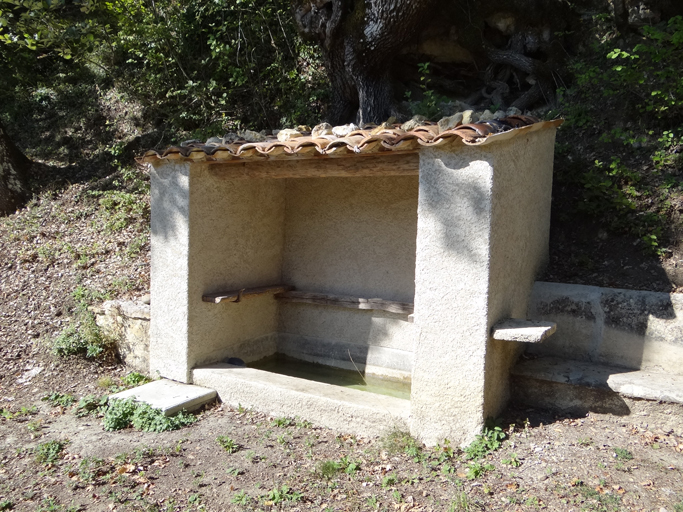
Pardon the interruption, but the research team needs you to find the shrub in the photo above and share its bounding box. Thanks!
[103,399,196,432]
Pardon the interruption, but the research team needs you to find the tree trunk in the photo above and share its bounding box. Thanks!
[0,122,31,216]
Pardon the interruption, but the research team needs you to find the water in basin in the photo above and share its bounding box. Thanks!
[250,354,411,400]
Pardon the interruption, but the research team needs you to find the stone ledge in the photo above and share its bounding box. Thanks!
[512,356,683,404]
[110,379,216,416]
[492,319,557,343]
[192,363,410,436]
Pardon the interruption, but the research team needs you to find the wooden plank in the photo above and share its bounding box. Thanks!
[206,152,419,180]
[203,285,294,304]
[275,291,413,315]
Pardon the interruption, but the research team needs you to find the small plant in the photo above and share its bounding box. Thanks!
[231,490,250,505]
[36,440,67,465]
[464,423,505,461]
[74,394,108,417]
[121,372,152,388]
[225,466,242,476]
[466,461,494,480]
[266,485,302,503]
[448,492,472,512]
[0,500,13,510]
[577,437,593,447]
[216,435,240,454]
[673,500,683,512]
[366,495,379,509]
[102,399,196,432]
[502,453,521,467]
[613,447,633,461]
[317,460,341,480]
[381,474,398,488]
[271,416,294,428]
[42,393,76,408]
[381,429,422,459]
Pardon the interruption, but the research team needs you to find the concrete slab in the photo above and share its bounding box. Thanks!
[110,379,217,416]
[192,363,411,437]
[492,319,556,343]
[512,357,683,404]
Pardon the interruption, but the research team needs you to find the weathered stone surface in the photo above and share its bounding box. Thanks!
[528,282,683,376]
[238,130,267,143]
[492,319,556,343]
[461,110,478,125]
[311,122,333,138]
[512,356,683,405]
[277,129,303,142]
[400,115,426,132]
[110,379,216,416]
[93,300,150,373]
[331,123,360,137]
[193,364,410,436]
[437,113,464,133]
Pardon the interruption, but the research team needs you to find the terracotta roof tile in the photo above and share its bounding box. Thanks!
[141,116,563,164]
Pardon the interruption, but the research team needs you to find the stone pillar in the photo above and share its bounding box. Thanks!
[411,129,556,446]
[150,162,192,382]
[149,162,285,383]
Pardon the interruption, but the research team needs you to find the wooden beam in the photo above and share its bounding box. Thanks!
[203,285,294,304]
[276,291,413,315]
[206,152,419,180]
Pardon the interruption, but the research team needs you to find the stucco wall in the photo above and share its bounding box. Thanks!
[278,175,419,374]
[150,162,191,382]
[281,176,418,302]
[484,129,556,419]
[187,167,285,369]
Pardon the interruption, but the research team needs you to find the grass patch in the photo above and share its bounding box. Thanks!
[613,447,633,461]
[381,429,422,459]
[41,393,76,408]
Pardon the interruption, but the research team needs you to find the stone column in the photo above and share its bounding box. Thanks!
[411,129,556,446]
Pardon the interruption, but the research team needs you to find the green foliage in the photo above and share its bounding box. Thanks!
[52,286,115,359]
[381,474,398,488]
[35,439,67,465]
[466,461,494,480]
[42,393,76,408]
[381,429,422,459]
[121,372,151,388]
[231,490,250,505]
[558,16,683,253]
[102,398,197,432]
[271,416,294,428]
[464,425,505,461]
[317,459,341,480]
[0,500,13,511]
[263,485,301,503]
[502,453,521,467]
[1,405,37,419]
[90,190,150,232]
[613,447,633,461]
[74,394,108,417]
[216,435,240,454]
[406,62,447,120]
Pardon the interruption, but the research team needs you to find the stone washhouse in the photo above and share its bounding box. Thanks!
[142,117,562,446]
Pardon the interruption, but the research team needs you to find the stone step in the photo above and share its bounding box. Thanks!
[110,379,216,416]
[511,356,683,416]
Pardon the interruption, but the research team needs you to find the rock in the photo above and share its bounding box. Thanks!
[494,110,507,120]
[400,115,427,131]
[205,137,223,146]
[506,106,522,116]
[238,130,267,143]
[332,123,360,137]
[370,121,394,135]
[140,294,151,305]
[180,139,203,147]
[277,129,303,142]
[311,122,334,138]
[478,110,496,122]
[461,110,478,125]
[296,125,312,133]
[437,113,464,133]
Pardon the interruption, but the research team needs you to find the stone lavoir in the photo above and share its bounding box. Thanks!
[141,116,560,446]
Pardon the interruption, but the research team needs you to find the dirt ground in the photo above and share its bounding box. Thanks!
[1,167,683,511]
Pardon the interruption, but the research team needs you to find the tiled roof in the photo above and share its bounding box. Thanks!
[141,116,563,164]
